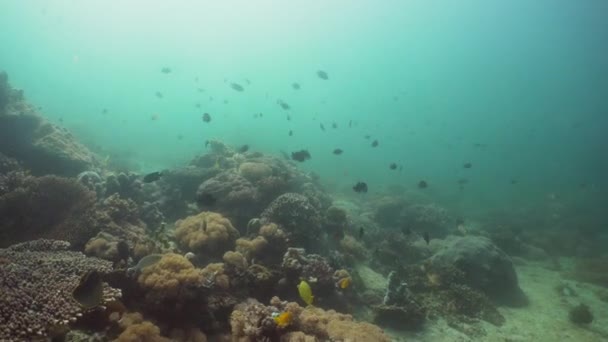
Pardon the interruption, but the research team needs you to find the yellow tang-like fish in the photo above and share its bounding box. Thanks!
[297,280,314,306]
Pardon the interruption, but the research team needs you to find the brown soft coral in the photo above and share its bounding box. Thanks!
[235,236,268,260]
[115,322,168,342]
[298,306,390,341]
[174,211,239,256]
[138,253,203,298]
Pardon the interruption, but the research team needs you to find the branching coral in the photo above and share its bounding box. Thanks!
[174,211,240,257]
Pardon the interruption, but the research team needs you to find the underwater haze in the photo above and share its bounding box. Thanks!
[1,0,607,216]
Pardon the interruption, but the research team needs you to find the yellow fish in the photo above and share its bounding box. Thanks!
[338,277,351,289]
[274,311,293,328]
[297,280,314,306]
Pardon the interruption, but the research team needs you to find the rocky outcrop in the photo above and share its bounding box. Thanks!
[431,236,528,306]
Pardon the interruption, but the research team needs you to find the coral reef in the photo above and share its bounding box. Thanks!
[196,169,260,226]
[230,298,390,341]
[0,174,99,248]
[0,239,121,341]
[261,193,322,250]
[432,236,528,306]
[174,211,240,257]
[0,74,99,176]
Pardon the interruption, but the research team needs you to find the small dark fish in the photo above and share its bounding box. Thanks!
[245,79,251,85]
[349,120,352,128]
[277,100,291,110]
[364,135,371,140]
[259,113,263,118]
[458,178,469,185]
[289,130,293,136]
[286,114,292,121]
[389,163,397,170]
[155,91,163,98]
[371,140,379,147]
[102,108,108,114]
[333,148,343,155]
[143,171,162,183]
[292,82,301,90]
[161,67,171,74]
[510,179,518,185]
[291,150,311,162]
[72,270,103,309]
[463,162,472,169]
[197,192,217,206]
[205,140,210,148]
[332,122,338,129]
[177,134,184,140]
[358,227,365,239]
[195,103,201,108]
[197,87,205,93]
[418,180,428,189]
[473,143,487,148]
[317,70,329,80]
[423,232,430,245]
[223,99,229,104]
[402,227,412,235]
[320,123,326,131]
[230,82,244,91]
[237,144,249,153]
[202,112,212,122]
[58,118,64,123]
[353,182,368,193]
[116,240,130,262]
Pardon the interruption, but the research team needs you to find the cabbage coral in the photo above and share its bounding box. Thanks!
[174,211,240,256]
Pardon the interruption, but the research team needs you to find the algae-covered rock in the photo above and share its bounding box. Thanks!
[432,236,528,306]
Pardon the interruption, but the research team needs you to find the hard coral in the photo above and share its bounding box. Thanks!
[0,174,99,248]
[0,239,121,341]
[238,162,273,182]
[298,306,390,342]
[261,193,322,249]
[174,211,240,257]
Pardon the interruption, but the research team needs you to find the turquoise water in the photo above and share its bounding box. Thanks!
[1,0,607,216]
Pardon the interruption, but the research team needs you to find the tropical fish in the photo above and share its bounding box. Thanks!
[72,270,103,309]
[423,232,430,245]
[358,227,365,239]
[143,171,162,183]
[418,180,428,189]
[297,280,314,306]
[277,100,291,110]
[292,82,301,90]
[237,144,249,153]
[317,70,329,80]
[129,254,163,274]
[337,277,351,289]
[463,162,472,169]
[274,311,293,328]
[389,163,397,170]
[333,148,343,155]
[161,67,171,74]
[230,82,244,92]
[353,182,368,193]
[291,150,311,162]
[371,139,379,147]
[202,112,212,122]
